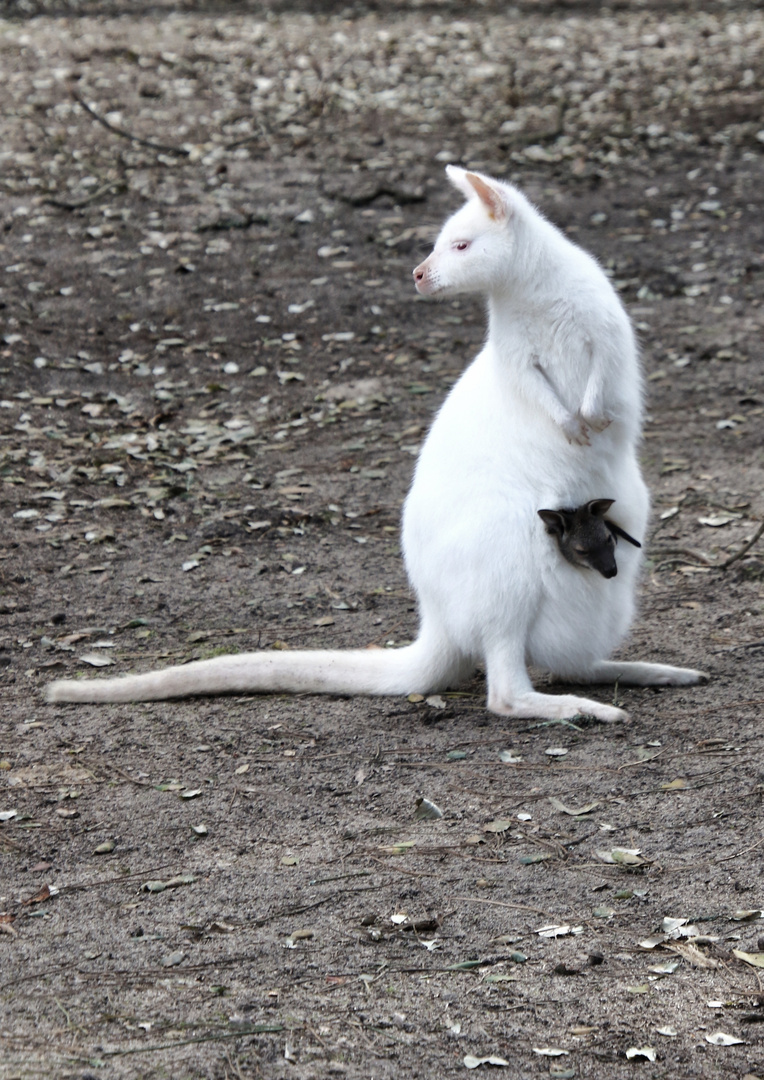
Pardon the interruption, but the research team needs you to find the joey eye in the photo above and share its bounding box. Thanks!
[453,241,471,252]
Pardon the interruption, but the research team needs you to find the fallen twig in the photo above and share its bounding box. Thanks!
[71,89,189,157]
[717,834,764,863]
[651,557,711,573]
[711,641,764,654]
[721,521,764,570]
[58,864,176,893]
[0,833,25,851]
[454,895,555,918]
[253,885,379,926]
[651,545,717,566]
[43,180,126,211]
[102,1027,287,1058]
[309,870,371,885]
[367,855,434,878]
[617,748,666,770]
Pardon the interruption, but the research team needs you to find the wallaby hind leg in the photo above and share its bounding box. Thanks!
[485,640,628,723]
[574,660,709,687]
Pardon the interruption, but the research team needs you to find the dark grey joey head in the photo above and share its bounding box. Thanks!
[538,499,642,580]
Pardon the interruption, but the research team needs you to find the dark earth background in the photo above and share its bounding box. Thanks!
[1,2,764,1077]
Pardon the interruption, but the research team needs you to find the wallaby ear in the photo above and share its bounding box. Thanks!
[465,172,510,222]
[445,164,475,199]
[538,509,567,536]
[445,165,510,222]
[587,499,615,518]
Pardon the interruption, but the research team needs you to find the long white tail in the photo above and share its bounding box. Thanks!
[46,631,459,705]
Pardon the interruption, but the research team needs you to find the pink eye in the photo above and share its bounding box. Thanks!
[454,240,470,252]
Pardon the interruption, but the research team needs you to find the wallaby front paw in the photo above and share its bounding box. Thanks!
[561,415,591,446]
[582,413,613,434]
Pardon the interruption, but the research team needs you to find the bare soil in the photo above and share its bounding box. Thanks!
[1,3,764,1077]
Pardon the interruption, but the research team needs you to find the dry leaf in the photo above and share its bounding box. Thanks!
[625,1047,656,1061]
[638,935,667,950]
[698,514,741,527]
[78,652,115,667]
[668,942,719,969]
[648,959,680,975]
[464,1055,510,1069]
[732,949,764,969]
[549,796,599,816]
[705,1032,744,1046]
[597,847,643,865]
[414,797,443,820]
[484,819,512,834]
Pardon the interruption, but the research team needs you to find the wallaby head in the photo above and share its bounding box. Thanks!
[538,499,642,580]
[413,166,517,298]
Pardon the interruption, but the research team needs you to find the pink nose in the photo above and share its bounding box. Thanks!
[413,263,426,282]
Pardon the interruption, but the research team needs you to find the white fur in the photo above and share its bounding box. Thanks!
[47,168,706,717]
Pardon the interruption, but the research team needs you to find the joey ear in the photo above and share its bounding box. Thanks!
[538,509,567,536]
[445,165,509,222]
[607,522,642,549]
[587,499,615,518]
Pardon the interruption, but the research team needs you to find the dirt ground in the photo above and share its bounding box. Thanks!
[1,2,764,1077]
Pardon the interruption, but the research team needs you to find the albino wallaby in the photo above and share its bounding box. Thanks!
[48,166,706,719]
[539,499,641,579]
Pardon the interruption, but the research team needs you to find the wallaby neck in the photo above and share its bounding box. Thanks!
[485,277,554,354]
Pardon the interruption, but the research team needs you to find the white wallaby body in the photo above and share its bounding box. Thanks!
[47,167,706,717]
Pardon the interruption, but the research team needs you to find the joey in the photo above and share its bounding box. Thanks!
[538,499,642,580]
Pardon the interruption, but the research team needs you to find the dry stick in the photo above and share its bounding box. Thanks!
[721,521,764,570]
[712,641,764,653]
[252,884,380,927]
[57,863,176,893]
[651,545,717,566]
[102,1027,287,1058]
[617,748,666,771]
[1,958,79,991]
[0,834,24,851]
[717,834,764,863]
[694,697,764,715]
[75,759,152,787]
[43,179,126,211]
[368,855,433,878]
[652,557,711,573]
[225,1049,247,1080]
[70,89,190,157]
[455,895,555,918]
